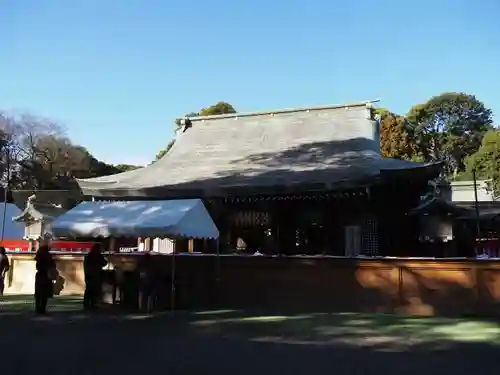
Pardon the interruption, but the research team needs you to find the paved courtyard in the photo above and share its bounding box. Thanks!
[1,296,500,375]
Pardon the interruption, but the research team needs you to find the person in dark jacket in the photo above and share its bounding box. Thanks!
[83,243,108,310]
[0,247,10,296]
[34,245,56,314]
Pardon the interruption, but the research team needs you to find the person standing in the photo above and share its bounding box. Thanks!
[0,247,10,296]
[83,243,108,310]
[34,245,56,314]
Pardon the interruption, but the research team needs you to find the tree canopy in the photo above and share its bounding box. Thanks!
[406,92,492,176]
[155,140,175,161]
[0,112,140,192]
[376,108,419,161]
[199,102,236,117]
[460,130,500,197]
[114,164,142,173]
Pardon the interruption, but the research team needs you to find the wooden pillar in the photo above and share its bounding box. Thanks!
[323,199,334,254]
[271,202,280,255]
[372,184,393,256]
[275,200,294,255]
[212,198,228,254]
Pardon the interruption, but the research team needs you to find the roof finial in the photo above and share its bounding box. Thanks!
[180,118,192,133]
[26,194,36,208]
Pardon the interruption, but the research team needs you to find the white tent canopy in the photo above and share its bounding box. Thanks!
[50,199,219,239]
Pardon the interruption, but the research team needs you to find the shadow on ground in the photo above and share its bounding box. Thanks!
[1,297,500,375]
[185,309,500,350]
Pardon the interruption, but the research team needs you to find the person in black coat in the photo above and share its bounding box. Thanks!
[0,247,10,296]
[34,245,56,314]
[83,243,108,310]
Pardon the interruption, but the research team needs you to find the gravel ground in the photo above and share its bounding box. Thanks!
[1,296,500,375]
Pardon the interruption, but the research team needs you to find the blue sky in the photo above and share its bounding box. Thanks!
[1,0,499,165]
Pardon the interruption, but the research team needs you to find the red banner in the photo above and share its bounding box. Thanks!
[0,240,30,252]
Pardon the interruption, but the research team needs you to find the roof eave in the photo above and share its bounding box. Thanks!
[80,176,383,199]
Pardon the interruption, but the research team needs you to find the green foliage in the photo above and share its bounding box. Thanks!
[198,101,236,116]
[377,108,418,160]
[374,108,391,117]
[453,170,474,181]
[113,164,141,172]
[407,92,492,175]
[463,130,500,197]
[155,139,175,161]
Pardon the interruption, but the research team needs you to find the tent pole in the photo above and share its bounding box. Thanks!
[170,242,176,311]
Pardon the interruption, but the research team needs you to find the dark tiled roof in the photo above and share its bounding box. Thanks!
[77,101,439,198]
[409,197,472,217]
